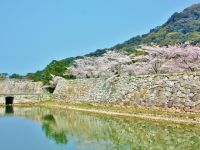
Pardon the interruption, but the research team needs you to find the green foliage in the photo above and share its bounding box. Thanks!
[0,73,25,80]
[186,32,200,45]
[112,3,200,49]
[0,73,9,80]
[26,58,76,84]
[85,49,107,57]
[42,114,68,145]
[142,4,200,46]
[131,50,145,57]
[118,46,138,54]
[43,114,55,122]
[9,73,24,79]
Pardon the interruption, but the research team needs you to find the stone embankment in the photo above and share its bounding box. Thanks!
[0,79,43,94]
[1,72,200,112]
[52,72,200,112]
[0,79,50,103]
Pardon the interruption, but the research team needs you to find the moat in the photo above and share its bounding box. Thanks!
[0,106,200,150]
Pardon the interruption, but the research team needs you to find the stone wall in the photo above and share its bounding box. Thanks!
[0,79,48,103]
[0,79,43,94]
[53,72,200,111]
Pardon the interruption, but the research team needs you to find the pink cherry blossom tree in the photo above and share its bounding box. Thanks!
[133,44,200,74]
[67,51,132,78]
[67,44,200,78]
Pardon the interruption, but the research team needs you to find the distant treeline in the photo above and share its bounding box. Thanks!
[0,73,25,79]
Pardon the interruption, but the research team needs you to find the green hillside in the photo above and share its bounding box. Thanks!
[112,3,200,53]
[26,3,200,83]
[26,58,75,84]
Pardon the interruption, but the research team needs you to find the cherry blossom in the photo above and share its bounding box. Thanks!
[67,44,200,78]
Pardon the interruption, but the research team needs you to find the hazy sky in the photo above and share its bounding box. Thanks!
[0,0,199,74]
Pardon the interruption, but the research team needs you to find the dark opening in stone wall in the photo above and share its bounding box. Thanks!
[5,96,14,105]
[46,87,55,94]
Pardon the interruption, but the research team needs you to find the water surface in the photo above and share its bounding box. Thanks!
[0,106,199,150]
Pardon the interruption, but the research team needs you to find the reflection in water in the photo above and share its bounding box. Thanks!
[0,106,200,149]
[42,114,68,145]
[5,106,14,114]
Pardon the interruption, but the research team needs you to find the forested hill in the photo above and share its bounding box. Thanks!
[108,3,200,53]
[26,3,200,83]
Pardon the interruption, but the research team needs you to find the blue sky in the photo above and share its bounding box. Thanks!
[0,0,199,74]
